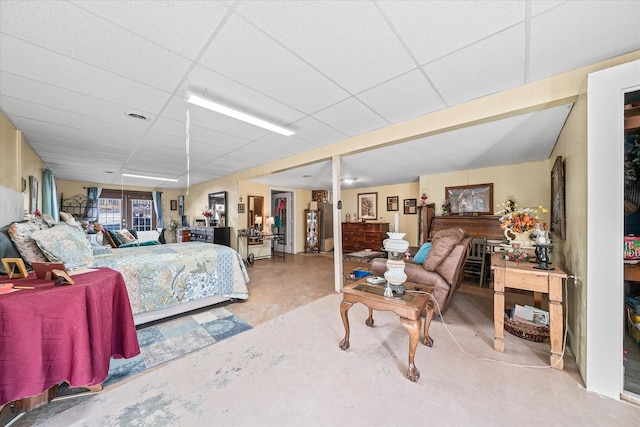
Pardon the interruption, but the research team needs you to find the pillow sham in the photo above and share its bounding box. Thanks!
[30,224,94,267]
[8,221,49,265]
[116,229,136,243]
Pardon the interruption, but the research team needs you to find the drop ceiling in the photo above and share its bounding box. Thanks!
[0,1,638,190]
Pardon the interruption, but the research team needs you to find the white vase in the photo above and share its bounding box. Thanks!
[504,227,532,247]
[204,217,210,227]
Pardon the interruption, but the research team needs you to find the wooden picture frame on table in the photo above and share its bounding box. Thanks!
[445,183,493,215]
[387,196,399,211]
[404,198,417,214]
[2,258,28,279]
[357,192,378,220]
[170,200,178,211]
[551,156,566,240]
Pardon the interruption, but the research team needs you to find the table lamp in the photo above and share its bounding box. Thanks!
[255,216,262,232]
[383,231,409,296]
[266,216,275,234]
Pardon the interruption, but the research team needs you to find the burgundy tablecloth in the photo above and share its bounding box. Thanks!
[0,268,140,405]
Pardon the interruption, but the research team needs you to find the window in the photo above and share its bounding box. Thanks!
[98,189,156,231]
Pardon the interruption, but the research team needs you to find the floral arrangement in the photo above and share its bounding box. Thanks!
[167,217,179,231]
[201,207,214,218]
[506,249,530,263]
[496,198,548,233]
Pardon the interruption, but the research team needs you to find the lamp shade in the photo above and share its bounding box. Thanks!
[255,216,263,225]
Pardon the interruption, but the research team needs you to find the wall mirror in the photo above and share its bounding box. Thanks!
[248,195,264,230]
[208,191,227,226]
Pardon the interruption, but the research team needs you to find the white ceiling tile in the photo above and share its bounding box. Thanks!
[529,1,640,81]
[0,96,149,140]
[424,25,526,106]
[313,98,390,137]
[72,0,229,60]
[0,1,192,91]
[0,36,171,113]
[0,73,156,126]
[289,116,347,147]
[198,14,349,114]
[357,69,446,124]
[530,0,566,16]
[237,1,416,94]
[379,0,524,64]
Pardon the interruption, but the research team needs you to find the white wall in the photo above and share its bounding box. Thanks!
[587,59,640,398]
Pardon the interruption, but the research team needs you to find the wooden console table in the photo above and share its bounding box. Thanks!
[490,253,567,369]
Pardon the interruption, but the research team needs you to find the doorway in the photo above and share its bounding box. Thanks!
[270,189,295,254]
[623,89,640,399]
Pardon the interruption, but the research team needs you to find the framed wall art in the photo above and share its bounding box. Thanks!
[357,192,378,220]
[551,156,566,240]
[238,203,245,213]
[445,183,493,215]
[387,196,399,211]
[404,198,417,214]
[29,176,39,213]
[170,200,178,211]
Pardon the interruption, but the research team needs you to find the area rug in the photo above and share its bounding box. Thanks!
[104,307,252,388]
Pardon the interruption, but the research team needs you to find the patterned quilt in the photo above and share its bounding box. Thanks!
[93,242,249,315]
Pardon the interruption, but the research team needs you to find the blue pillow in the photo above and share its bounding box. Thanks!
[412,243,432,264]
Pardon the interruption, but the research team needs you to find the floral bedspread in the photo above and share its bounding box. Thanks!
[92,242,249,315]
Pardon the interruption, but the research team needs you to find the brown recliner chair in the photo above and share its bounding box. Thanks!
[371,228,472,316]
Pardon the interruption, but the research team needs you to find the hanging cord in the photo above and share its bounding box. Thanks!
[406,277,571,369]
[185,107,190,195]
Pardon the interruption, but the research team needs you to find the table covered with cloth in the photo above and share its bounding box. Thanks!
[0,268,140,405]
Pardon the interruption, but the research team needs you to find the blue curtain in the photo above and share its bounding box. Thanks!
[85,187,101,221]
[41,169,59,221]
[152,191,164,228]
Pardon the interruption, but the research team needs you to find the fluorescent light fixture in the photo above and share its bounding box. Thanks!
[122,173,179,182]
[185,91,295,136]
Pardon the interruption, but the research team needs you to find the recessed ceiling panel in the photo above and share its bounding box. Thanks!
[313,98,389,137]
[423,25,525,106]
[529,1,640,81]
[0,1,192,91]
[73,0,229,60]
[237,1,416,94]
[379,0,524,65]
[357,69,446,124]
[198,14,349,115]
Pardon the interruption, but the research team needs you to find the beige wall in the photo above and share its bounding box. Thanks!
[549,92,589,377]
[420,160,551,223]
[341,182,420,245]
[0,113,45,216]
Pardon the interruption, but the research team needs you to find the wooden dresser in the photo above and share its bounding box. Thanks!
[176,228,191,243]
[342,222,389,252]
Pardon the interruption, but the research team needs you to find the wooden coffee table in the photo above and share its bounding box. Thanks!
[338,278,434,382]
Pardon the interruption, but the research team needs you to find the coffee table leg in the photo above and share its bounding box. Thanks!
[400,316,421,382]
[339,300,353,350]
[422,299,434,347]
[366,307,374,327]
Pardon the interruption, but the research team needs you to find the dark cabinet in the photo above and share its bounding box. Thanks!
[189,226,231,247]
[342,222,389,252]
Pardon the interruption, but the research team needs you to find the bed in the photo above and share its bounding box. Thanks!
[93,241,249,325]
[1,216,250,326]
